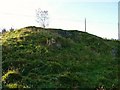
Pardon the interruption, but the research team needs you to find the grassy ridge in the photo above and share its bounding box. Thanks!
[2,26,119,89]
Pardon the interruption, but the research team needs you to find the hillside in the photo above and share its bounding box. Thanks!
[1,26,120,89]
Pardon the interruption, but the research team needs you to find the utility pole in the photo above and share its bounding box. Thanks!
[85,18,86,32]
[118,1,120,40]
[118,22,119,40]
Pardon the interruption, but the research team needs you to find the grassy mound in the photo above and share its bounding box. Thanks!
[2,26,119,89]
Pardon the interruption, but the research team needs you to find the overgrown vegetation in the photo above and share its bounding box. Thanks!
[2,26,120,89]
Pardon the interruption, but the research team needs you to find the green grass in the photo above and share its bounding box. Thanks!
[2,26,120,89]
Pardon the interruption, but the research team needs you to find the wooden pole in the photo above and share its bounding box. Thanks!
[118,22,119,37]
[85,18,86,32]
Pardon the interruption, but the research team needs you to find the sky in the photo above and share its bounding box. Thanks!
[0,0,119,39]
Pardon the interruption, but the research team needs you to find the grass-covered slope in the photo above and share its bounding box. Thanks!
[2,26,119,89]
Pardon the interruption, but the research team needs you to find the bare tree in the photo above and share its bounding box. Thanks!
[36,8,49,28]
[9,27,14,32]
